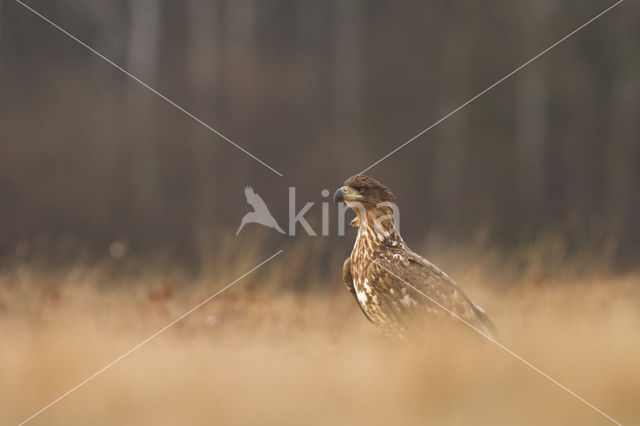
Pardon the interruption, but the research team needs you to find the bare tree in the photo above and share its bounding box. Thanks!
[431,1,474,224]
[605,14,640,248]
[605,80,639,239]
[126,0,162,226]
[226,0,255,42]
[516,0,553,213]
[222,0,256,122]
[332,0,364,137]
[188,0,220,227]
[188,1,219,95]
[127,0,161,79]
[0,0,4,70]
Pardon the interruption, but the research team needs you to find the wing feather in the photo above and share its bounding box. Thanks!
[367,248,496,338]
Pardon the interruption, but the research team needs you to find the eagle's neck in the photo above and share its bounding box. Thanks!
[354,206,404,253]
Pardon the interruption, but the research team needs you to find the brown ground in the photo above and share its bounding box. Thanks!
[1,244,638,426]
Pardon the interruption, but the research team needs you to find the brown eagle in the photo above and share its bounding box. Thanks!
[334,175,496,338]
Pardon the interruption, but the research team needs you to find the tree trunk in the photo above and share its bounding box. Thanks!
[126,0,161,232]
[188,0,220,230]
[605,16,640,251]
[516,0,553,217]
[0,0,4,70]
[188,0,219,95]
[332,0,364,137]
[223,0,255,129]
[431,2,473,227]
[605,80,639,244]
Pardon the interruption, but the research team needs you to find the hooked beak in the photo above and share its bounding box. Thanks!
[333,186,361,203]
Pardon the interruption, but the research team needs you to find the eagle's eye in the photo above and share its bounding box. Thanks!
[355,186,366,193]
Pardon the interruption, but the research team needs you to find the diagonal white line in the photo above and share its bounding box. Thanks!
[17,249,284,426]
[369,256,623,426]
[359,0,624,176]
[13,0,284,177]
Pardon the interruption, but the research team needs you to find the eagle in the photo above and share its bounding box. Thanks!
[334,175,496,338]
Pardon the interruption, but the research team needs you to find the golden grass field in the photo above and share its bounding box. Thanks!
[1,239,639,426]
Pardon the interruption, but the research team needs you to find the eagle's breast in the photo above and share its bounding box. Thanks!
[349,220,408,334]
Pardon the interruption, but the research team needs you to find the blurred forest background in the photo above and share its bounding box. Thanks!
[4,4,640,425]
[0,0,638,270]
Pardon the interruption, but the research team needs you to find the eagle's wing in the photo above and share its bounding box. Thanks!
[343,258,375,324]
[368,249,496,338]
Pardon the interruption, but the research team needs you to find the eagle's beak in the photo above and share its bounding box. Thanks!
[333,187,347,203]
[334,186,360,203]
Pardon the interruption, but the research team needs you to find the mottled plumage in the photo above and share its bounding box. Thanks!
[335,175,496,338]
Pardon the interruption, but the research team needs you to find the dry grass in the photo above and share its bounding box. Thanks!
[1,243,639,426]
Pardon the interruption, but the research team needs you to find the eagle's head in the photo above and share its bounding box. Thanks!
[334,175,395,209]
